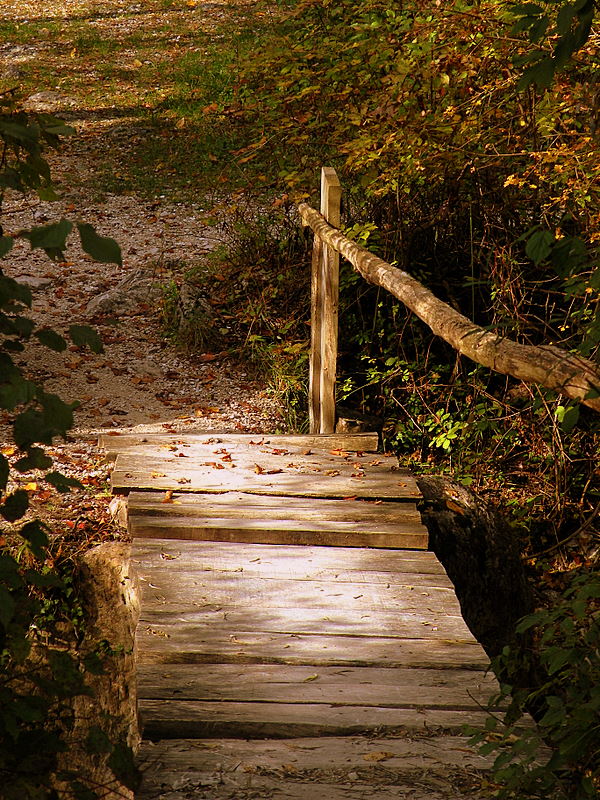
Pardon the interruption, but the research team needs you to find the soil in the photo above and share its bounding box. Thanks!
[0,0,283,538]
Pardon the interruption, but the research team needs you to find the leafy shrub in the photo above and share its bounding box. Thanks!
[470,569,600,799]
[0,93,138,797]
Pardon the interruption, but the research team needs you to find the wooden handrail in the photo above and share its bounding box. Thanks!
[301,172,600,415]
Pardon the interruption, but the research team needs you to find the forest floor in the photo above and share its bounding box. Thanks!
[0,0,282,543]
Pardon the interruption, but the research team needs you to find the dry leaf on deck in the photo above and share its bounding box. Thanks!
[363,751,395,763]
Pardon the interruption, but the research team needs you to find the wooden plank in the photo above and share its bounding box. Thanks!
[112,442,403,473]
[112,452,420,498]
[135,573,462,613]
[138,734,497,773]
[131,518,428,548]
[132,538,449,578]
[138,781,483,800]
[137,663,499,709]
[137,736,493,800]
[128,491,424,524]
[138,605,475,642]
[128,493,428,547]
[100,431,380,457]
[136,630,489,670]
[138,699,493,739]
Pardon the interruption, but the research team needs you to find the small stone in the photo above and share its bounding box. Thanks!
[13,275,53,291]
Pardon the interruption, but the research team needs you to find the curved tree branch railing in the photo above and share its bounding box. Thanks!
[300,169,600,433]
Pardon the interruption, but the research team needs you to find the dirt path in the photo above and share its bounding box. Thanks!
[0,0,281,534]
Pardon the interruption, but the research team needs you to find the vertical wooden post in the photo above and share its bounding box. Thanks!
[309,167,341,434]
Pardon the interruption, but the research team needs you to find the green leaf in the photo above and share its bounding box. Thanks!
[14,447,53,472]
[20,219,73,259]
[1,489,29,522]
[40,391,75,435]
[45,471,83,492]
[108,741,140,790]
[24,567,63,589]
[525,229,555,264]
[556,403,580,432]
[0,552,23,589]
[518,56,555,89]
[68,324,104,354]
[35,328,67,352]
[0,236,13,258]
[0,275,32,308]
[20,520,49,559]
[85,726,112,755]
[77,223,122,266]
[0,453,8,492]
[557,4,577,34]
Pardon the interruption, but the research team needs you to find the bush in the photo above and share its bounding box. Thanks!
[0,93,138,797]
[470,569,600,799]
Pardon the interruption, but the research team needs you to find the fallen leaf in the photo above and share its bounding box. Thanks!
[363,751,395,763]
[150,471,166,478]
[446,499,466,515]
[302,674,319,682]
[161,490,174,503]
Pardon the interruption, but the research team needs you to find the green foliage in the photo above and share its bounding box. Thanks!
[0,93,137,797]
[470,570,600,798]
[510,0,596,88]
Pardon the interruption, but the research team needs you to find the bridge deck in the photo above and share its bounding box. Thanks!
[101,432,496,799]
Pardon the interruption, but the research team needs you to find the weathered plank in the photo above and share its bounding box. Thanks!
[137,629,488,670]
[139,699,493,739]
[137,663,499,709]
[138,734,496,774]
[129,490,423,523]
[138,606,475,641]
[100,431,380,458]
[132,538,450,581]
[112,445,420,498]
[131,518,428,548]
[135,571,462,613]
[137,735,492,800]
[137,782,482,800]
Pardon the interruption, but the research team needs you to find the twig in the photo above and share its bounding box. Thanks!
[532,500,600,558]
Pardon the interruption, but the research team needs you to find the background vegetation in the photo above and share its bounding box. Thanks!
[0,0,598,795]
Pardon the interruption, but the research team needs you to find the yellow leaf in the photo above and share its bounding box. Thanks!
[363,751,395,762]
[24,482,37,492]
[302,673,319,682]
[132,58,143,68]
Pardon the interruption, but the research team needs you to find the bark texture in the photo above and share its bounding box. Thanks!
[299,204,600,413]
[56,542,141,798]
[417,476,533,656]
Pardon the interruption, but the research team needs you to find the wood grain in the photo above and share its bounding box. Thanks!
[137,663,499,709]
[100,431,380,457]
[139,699,493,739]
[111,442,420,499]
[137,629,488,670]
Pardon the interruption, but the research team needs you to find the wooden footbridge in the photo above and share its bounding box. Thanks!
[100,168,507,797]
[102,430,498,799]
